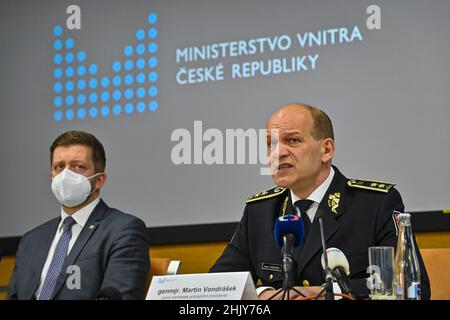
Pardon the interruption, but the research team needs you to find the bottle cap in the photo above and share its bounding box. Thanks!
[398,213,411,225]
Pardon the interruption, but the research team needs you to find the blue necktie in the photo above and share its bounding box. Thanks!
[38,216,76,300]
[295,200,314,240]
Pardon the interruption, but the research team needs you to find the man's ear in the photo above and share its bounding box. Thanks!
[94,173,107,190]
[321,138,335,163]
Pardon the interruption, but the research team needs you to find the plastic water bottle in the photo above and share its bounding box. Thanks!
[393,213,421,300]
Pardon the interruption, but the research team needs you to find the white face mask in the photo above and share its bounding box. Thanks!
[51,168,101,208]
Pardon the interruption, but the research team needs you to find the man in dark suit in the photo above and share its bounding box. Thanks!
[8,131,150,300]
[210,103,430,299]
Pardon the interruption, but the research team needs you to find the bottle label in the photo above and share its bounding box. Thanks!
[395,284,403,296]
[407,282,421,299]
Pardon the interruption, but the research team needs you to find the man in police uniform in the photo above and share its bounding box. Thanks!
[210,103,430,299]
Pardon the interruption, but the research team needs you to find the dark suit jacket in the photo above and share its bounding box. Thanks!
[7,199,150,300]
[210,166,430,299]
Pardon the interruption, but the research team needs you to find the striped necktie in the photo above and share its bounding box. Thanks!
[38,216,76,300]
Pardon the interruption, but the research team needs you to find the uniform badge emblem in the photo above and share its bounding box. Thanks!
[328,192,340,214]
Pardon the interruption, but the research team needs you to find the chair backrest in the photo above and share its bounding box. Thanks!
[144,258,181,296]
[420,248,450,300]
[0,256,15,300]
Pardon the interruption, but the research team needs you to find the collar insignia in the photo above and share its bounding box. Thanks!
[328,192,341,214]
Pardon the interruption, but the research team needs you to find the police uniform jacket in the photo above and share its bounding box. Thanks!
[210,166,430,299]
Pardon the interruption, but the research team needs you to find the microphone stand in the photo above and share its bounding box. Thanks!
[317,215,334,300]
[268,234,305,300]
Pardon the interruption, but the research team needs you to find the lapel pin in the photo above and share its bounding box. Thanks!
[88,225,96,230]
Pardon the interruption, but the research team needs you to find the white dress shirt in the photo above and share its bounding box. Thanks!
[35,197,100,299]
[290,167,335,222]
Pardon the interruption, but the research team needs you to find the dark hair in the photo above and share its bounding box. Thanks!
[270,103,334,140]
[50,131,106,172]
[304,104,334,141]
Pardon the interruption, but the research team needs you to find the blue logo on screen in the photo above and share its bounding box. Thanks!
[52,13,159,122]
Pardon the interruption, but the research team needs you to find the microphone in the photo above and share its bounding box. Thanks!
[274,215,304,247]
[316,209,334,300]
[321,247,355,297]
[274,215,304,290]
[96,287,122,300]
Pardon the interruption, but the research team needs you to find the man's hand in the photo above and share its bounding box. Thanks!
[258,286,323,300]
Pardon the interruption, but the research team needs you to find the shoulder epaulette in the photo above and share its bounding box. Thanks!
[347,179,395,193]
[246,186,286,203]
